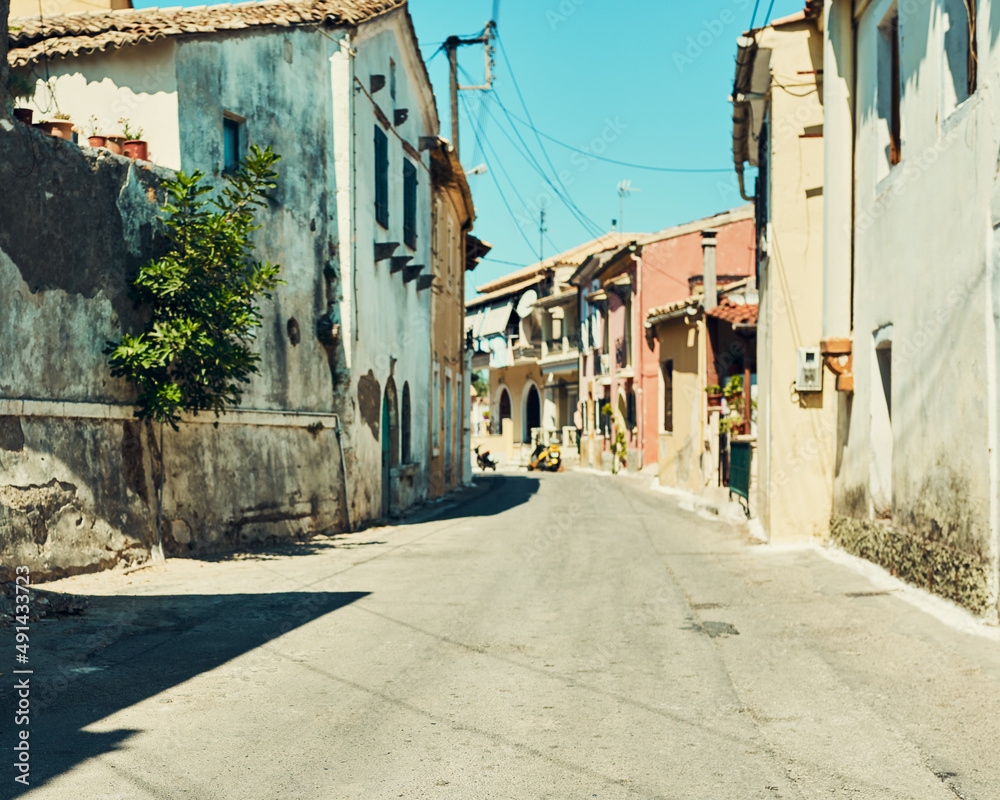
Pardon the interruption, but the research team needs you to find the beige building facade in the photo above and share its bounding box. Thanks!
[428,140,487,496]
[732,4,835,541]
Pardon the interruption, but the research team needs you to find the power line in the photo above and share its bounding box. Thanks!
[459,92,539,257]
[459,68,603,239]
[494,31,603,235]
[483,85,604,237]
[463,91,566,256]
[462,94,567,258]
[761,0,778,28]
[498,106,733,174]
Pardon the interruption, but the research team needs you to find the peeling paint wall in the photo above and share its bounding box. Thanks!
[0,125,352,580]
[823,0,1000,617]
[1,10,438,578]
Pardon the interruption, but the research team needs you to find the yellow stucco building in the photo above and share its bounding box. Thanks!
[732,3,835,541]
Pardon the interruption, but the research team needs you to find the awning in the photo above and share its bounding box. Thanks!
[479,301,513,337]
[465,307,486,337]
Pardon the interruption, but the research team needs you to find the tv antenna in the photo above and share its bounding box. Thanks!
[617,180,641,240]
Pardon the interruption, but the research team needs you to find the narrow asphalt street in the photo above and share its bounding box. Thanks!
[5,470,1000,800]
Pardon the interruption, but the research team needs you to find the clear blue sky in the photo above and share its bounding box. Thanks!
[132,0,805,293]
[408,0,805,294]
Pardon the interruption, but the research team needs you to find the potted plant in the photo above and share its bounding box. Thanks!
[85,115,106,148]
[6,73,35,124]
[120,117,148,160]
[38,111,74,140]
[705,383,723,408]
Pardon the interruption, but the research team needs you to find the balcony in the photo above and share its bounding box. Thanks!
[512,344,541,362]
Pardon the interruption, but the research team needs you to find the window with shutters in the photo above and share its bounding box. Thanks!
[401,382,411,463]
[663,360,674,433]
[403,159,417,249]
[374,126,389,228]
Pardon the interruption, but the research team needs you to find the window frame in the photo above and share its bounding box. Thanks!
[222,113,245,174]
[374,125,389,229]
[662,360,674,433]
[403,159,417,250]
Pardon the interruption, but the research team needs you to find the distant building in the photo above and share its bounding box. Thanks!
[574,208,755,475]
[428,138,489,496]
[465,234,625,462]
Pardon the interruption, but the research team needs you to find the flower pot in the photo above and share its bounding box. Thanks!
[707,393,724,408]
[13,108,33,125]
[105,135,125,155]
[123,139,148,160]
[88,135,107,148]
[46,120,74,140]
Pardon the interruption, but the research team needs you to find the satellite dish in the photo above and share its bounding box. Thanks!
[515,289,538,318]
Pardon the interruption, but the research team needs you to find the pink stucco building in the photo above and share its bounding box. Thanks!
[572,206,756,471]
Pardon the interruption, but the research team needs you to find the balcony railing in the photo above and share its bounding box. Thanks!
[544,335,581,357]
[513,345,541,361]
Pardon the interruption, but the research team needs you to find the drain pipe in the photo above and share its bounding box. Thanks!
[334,414,353,532]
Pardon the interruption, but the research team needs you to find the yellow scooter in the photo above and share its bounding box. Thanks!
[528,442,562,472]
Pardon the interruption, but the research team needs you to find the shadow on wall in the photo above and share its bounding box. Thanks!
[0,590,368,797]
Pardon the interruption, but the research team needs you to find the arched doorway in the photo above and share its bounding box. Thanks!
[497,387,511,434]
[524,384,541,443]
[381,381,399,518]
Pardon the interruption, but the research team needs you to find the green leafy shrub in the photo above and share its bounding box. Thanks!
[106,145,284,428]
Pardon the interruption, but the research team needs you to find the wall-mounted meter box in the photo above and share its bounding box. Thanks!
[796,347,823,392]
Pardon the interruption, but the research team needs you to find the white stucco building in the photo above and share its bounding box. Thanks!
[8,0,438,533]
[822,0,999,618]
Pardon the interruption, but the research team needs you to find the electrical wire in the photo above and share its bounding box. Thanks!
[459,92,539,257]
[460,68,603,239]
[497,105,733,174]
[483,84,604,237]
[463,90,565,257]
[494,31,604,235]
[462,92,566,258]
[761,0,777,28]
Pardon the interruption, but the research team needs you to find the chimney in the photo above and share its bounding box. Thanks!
[702,229,718,311]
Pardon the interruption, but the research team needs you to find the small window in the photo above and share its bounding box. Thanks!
[403,159,417,250]
[432,362,440,448]
[663,360,673,433]
[401,383,411,463]
[944,0,977,109]
[877,5,901,168]
[390,58,397,101]
[374,126,389,229]
[223,116,243,172]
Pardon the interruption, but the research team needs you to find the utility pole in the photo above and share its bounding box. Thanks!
[443,21,495,159]
[539,209,547,261]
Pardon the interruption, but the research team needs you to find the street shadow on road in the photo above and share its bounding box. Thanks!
[0,590,368,797]
[414,474,541,523]
[193,534,388,563]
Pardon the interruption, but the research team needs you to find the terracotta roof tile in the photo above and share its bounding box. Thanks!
[706,300,758,325]
[8,0,404,67]
[474,231,640,295]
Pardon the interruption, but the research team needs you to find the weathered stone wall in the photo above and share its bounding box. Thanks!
[0,124,349,581]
